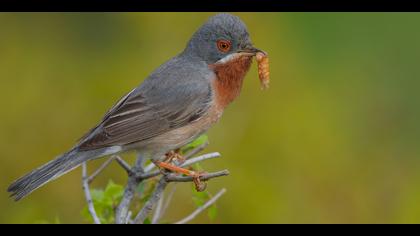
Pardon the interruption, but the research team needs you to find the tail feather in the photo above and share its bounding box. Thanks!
[8,149,90,201]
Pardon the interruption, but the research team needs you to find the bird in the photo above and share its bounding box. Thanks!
[8,13,264,201]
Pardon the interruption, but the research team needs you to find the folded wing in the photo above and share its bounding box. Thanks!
[78,64,213,150]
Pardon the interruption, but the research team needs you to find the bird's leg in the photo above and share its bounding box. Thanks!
[153,160,207,192]
[158,149,187,176]
[163,148,185,164]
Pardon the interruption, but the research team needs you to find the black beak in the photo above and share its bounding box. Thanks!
[238,45,265,55]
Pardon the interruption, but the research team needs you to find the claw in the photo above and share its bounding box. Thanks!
[192,172,207,192]
[164,149,185,164]
[154,160,208,192]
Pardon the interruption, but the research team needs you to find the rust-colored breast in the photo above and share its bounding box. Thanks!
[210,55,253,110]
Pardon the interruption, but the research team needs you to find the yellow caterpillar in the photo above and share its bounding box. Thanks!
[256,52,270,90]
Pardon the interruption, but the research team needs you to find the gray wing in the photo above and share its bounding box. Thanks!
[78,58,213,151]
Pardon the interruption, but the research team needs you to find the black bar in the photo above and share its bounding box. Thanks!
[1,0,418,12]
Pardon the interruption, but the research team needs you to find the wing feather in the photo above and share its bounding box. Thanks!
[78,74,213,151]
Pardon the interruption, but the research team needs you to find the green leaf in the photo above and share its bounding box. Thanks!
[139,180,157,204]
[136,181,145,194]
[81,206,91,222]
[143,218,151,224]
[91,189,104,202]
[192,197,205,207]
[104,180,124,202]
[207,205,218,221]
[80,180,125,224]
[181,134,208,154]
[191,185,220,221]
[193,163,204,172]
[192,185,210,207]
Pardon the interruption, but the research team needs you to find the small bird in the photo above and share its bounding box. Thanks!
[8,13,265,200]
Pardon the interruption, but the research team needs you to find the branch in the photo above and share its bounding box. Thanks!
[136,169,160,181]
[184,141,209,159]
[82,163,101,224]
[125,211,132,224]
[165,170,230,183]
[80,145,228,224]
[180,152,221,168]
[132,170,229,224]
[87,157,115,184]
[160,184,177,222]
[115,156,145,224]
[143,162,156,173]
[175,188,227,224]
[151,190,165,224]
[133,177,168,224]
[136,152,221,181]
[113,155,133,175]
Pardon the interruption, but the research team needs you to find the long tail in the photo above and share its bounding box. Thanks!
[7,148,103,201]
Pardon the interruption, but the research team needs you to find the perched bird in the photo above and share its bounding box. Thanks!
[8,13,264,200]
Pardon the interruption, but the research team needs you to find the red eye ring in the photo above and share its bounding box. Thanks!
[217,39,231,52]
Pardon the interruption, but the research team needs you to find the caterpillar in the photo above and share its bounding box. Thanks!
[256,51,270,90]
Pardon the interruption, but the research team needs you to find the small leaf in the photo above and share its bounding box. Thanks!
[136,182,145,194]
[193,163,203,172]
[143,218,151,224]
[192,197,204,207]
[208,205,218,221]
[80,180,124,224]
[81,207,91,222]
[181,134,208,154]
[192,185,210,207]
[91,189,105,203]
[104,180,124,202]
[139,180,157,203]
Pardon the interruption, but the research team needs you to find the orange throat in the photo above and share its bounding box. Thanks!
[210,55,253,109]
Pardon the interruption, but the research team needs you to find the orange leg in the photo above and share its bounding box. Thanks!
[164,149,186,164]
[154,160,207,192]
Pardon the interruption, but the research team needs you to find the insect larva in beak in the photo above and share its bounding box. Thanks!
[256,52,270,90]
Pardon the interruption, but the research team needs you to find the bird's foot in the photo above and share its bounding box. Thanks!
[164,149,186,164]
[192,171,207,192]
[153,160,207,192]
[154,160,194,176]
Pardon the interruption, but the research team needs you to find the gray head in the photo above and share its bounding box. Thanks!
[183,13,261,64]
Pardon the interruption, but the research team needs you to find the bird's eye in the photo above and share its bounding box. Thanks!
[217,40,231,53]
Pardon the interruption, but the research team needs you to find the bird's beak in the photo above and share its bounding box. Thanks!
[215,45,265,65]
[237,45,265,56]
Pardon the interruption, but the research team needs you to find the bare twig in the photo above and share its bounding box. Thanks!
[180,152,221,168]
[151,191,165,224]
[82,163,101,224]
[143,162,156,173]
[115,156,145,224]
[175,188,227,224]
[137,152,221,181]
[114,155,133,175]
[137,170,160,181]
[184,141,209,159]
[87,157,115,184]
[133,178,168,224]
[161,184,177,220]
[126,211,132,224]
[165,170,230,183]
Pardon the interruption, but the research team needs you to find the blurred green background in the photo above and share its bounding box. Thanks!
[1,13,420,224]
